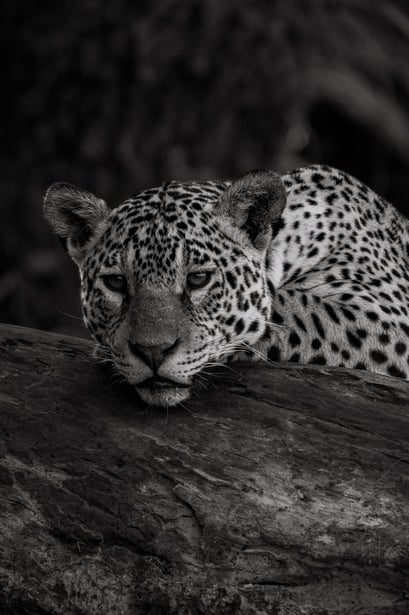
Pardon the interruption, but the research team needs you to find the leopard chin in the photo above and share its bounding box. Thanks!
[135,384,191,407]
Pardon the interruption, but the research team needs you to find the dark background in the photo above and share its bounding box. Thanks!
[3,1,409,338]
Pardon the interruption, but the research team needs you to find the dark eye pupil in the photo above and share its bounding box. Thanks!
[104,275,126,292]
[187,272,210,289]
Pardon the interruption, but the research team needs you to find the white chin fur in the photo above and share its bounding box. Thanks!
[136,386,191,407]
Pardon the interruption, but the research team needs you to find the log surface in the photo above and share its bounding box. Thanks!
[0,324,408,614]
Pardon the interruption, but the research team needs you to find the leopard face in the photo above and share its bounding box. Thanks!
[44,172,286,406]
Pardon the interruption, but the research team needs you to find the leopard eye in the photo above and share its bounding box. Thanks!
[102,274,127,293]
[187,271,212,290]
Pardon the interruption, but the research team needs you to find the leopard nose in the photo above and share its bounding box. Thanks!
[128,340,178,371]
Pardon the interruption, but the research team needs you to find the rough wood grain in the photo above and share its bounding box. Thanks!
[0,323,408,614]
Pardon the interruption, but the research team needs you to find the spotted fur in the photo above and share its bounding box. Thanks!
[44,165,409,406]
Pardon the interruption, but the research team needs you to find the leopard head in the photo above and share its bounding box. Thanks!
[44,171,286,407]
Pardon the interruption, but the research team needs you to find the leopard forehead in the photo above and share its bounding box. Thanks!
[88,179,257,280]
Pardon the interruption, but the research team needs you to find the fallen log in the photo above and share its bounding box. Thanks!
[0,323,408,614]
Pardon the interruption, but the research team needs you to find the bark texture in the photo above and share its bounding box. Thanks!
[0,324,408,614]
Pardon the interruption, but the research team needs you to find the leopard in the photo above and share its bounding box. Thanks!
[44,165,409,407]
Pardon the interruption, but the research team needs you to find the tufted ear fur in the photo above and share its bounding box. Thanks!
[43,183,110,264]
[216,170,287,250]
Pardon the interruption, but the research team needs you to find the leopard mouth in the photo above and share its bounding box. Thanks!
[135,376,191,407]
[138,376,190,390]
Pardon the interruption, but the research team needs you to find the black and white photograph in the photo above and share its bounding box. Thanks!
[1,2,409,613]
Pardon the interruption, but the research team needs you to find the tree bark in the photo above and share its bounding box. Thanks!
[0,324,408,614]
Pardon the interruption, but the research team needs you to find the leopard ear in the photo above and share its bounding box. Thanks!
[43,183,110,264]
[217,170,286,250]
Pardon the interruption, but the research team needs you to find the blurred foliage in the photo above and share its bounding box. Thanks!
[2,0,409,336]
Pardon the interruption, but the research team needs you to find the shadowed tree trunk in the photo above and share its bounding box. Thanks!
[0,323,408,614]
